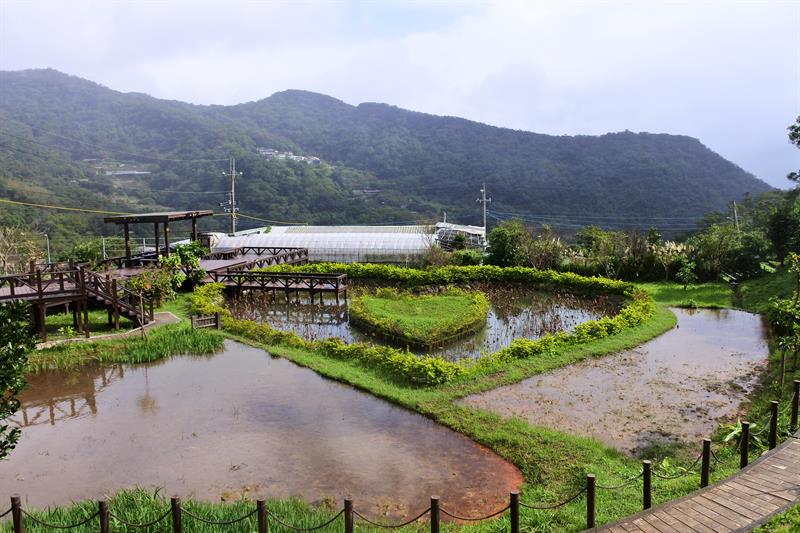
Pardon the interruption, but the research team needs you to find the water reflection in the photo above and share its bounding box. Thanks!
[3,341,521,517]
[11,366,124,427]
[228,284,620,361]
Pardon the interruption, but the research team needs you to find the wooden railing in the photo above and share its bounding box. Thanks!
[0,264,154,327]
[83,270,154,326]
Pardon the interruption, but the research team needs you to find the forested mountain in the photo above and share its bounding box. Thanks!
[0,69,772,247]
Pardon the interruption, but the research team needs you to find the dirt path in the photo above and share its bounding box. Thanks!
[460,308,769,455]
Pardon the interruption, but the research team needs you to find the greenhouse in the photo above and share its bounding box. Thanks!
[203,222,486,264]
[210,225,439,264]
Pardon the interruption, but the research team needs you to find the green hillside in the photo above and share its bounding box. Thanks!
[0,69,772,246]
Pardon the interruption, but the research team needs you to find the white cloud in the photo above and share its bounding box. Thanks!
[1,0,797,186]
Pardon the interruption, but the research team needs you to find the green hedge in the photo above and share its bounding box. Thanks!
[190,284,464,385]
[192,265,655,386]
[263,263,634,295]
[349,287,490,347]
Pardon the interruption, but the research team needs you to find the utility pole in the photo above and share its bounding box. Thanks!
[732,200,740,232]
[221,158,242,235]
[476,183,492,234]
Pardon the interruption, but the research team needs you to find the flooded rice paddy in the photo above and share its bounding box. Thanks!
[228,284,619,361]
[460,308,770,455]
[1,341,522,517]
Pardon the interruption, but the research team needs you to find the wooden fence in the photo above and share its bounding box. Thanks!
[190,313,221,330]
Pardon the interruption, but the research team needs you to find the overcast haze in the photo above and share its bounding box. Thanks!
[1,0,798,188]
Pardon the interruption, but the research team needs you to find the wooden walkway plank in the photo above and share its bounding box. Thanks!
[593,433,800,532]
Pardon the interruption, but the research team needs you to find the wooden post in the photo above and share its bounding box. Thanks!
[642,461,652,510]
[701,439,711,488]
[191,217,198,242]
[791,380,799,433]
[510,492,519,533]
[154,223,160,260]
[344,499,353,533]
[769,400,779,450]
[35,269,42,296]
[257,500,267,533]
[171,496,182,533]
[740,421,750,468]
[214,312,221,330]
[99,499,109,533]
[586,474,596,529]
[164,221,171,258]
[83,298,89,337]
[430,496,439,533]
[11,495,24,533]
[112,278,120,330]
[190,316,196,329]
[37,303,46,342]
[123,222,131,266]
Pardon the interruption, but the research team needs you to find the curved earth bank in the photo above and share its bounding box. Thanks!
[460,308,769,455]
[1,341,521,518]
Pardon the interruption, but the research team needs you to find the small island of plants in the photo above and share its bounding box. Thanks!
[349,287,490,348]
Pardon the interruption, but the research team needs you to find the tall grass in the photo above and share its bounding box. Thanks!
[27,323,224,373]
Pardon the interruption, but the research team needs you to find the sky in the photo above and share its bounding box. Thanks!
[1,0,798,188]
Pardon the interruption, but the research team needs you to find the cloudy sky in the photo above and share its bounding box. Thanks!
[1,0,798,187]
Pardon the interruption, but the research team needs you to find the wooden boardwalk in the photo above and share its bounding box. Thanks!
[594,432,800,532]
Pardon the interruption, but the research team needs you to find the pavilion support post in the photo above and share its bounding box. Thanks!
[191,217,198,242]
[37,303,46,342]
[164,221,171,258]
[123,222,132,266]
[83,299,90,338]
[154,223,160,259]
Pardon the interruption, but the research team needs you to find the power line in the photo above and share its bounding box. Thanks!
[489,208,703,221]
[0,197,133,216]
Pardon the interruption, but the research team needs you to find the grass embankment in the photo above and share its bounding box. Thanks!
[636,281,733,308]
[27,322,224,372]
[738,267,794,313]
[349,287,489,347]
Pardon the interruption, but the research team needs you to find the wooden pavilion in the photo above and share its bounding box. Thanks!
[103,210,213,266]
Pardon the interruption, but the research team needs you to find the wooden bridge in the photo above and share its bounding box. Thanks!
[594,431,800,532]
[0,263,154,340]
[207,270,348,304]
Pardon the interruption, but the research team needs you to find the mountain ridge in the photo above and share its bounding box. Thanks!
[0,68,773,240]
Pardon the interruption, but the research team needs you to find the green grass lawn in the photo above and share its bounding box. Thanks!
[350,288,489,346]
[43,309,134,340]
[636,281,733,308]
[738,267,795,313]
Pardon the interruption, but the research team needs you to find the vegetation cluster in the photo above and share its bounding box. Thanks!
[348,287,490,347]
[193,264,654,385]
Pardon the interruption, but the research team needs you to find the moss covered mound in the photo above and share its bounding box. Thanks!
[350,287,490,347]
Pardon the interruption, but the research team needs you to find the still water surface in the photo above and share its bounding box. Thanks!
[228,286,619,361]
[1,341,521,517]
[461,308,770,455]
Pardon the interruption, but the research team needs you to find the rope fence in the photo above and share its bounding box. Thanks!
[5,380,799,532]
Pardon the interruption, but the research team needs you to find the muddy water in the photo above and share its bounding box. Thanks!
[228,286,618,361]
[460,308,769,455]
[1,341,521,517]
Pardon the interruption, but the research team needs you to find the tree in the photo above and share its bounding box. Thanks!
[0,301,35,459]
[0,227,42,274]
[788,116,800,183]
[485,219,529,267]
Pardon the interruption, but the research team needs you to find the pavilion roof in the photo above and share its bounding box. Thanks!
[104,210,214,225]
